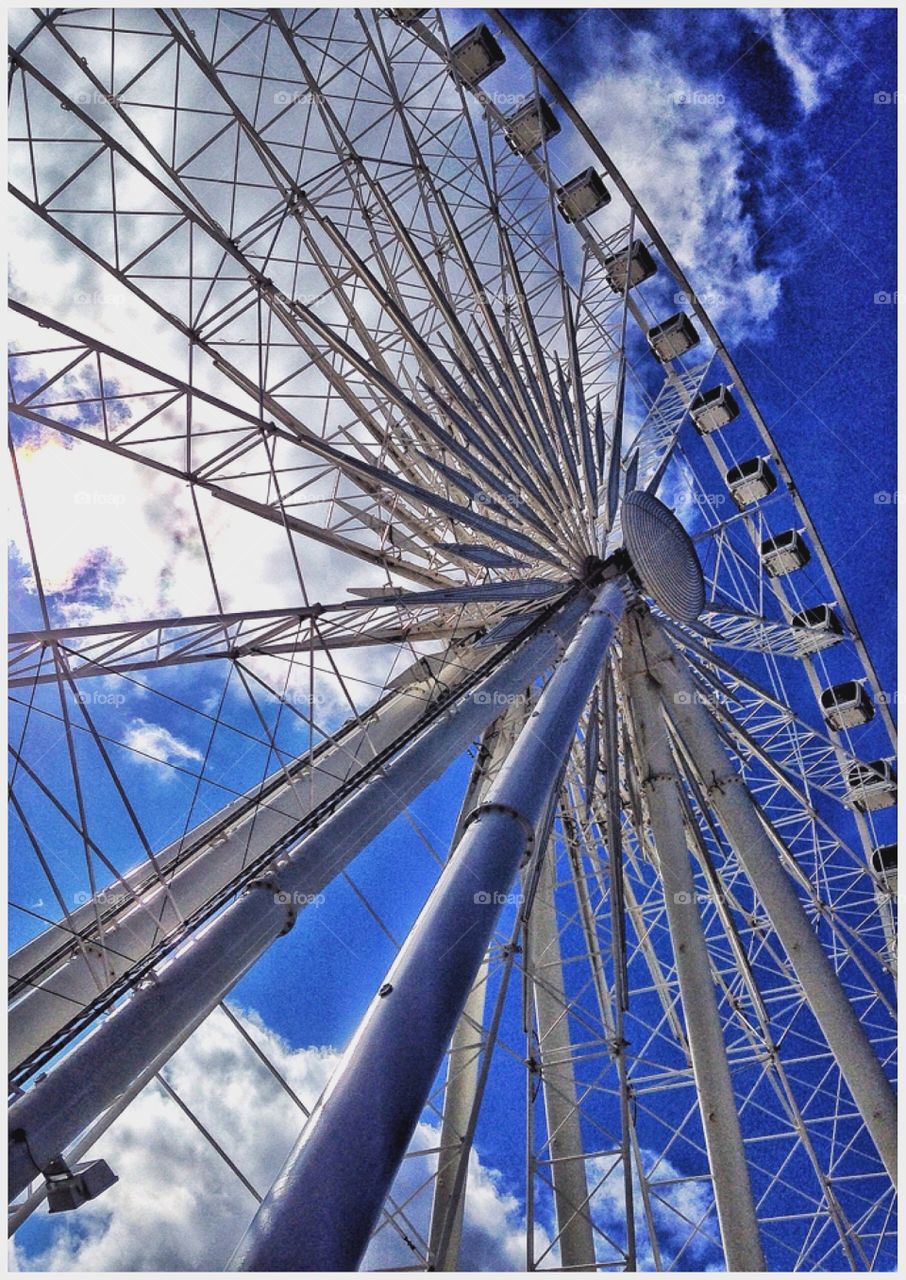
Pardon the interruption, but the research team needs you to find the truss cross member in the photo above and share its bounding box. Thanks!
[623,613,766,1272]
[8,590,598,1203]
[229,584,627,1272]
[638,608,898,1188]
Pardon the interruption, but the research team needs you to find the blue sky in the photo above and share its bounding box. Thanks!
[10,5,896,1272]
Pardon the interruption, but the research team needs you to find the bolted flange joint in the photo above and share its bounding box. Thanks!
[245,876,298,936]
[462,800,536,864]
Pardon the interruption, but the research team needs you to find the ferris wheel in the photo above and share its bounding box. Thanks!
[7,7,897,1272]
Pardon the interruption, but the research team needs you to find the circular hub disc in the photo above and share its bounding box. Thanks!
[622,490,705,622]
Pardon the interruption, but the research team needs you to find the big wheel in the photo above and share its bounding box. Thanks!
[8,8,896,1272]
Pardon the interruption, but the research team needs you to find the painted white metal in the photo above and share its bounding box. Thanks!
[427,705,529,1271]
[529,836,598,1269]
[623,611,766,1272]
[640,609,898,1186]
[229,583,626,1272]
[8,626,558,1073]
[8,589,595,1201]
[5,9,896,1269]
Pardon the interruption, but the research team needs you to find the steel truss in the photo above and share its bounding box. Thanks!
[8,6,896,1274]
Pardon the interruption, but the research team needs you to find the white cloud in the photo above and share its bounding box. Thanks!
[571,40,782,342]
[122,719,204,776]
[761,10,821,112]
[585,1148,717,1270]
[8,410,421,726]
[8,998,719,1273]
[10,1005,539,1273]
[749,9,872,115]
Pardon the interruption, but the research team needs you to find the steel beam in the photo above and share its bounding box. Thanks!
[8,613,559,1072]
[228,583,626,1272]
[623,612,766,1272]
[489,7,896,753]
[638,609,898,1187]
[8,587,600,1199]
[427,705,528,1270]
[529,836,597,1269]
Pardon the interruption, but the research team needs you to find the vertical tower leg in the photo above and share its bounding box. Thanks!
[639,609,898,1187]
[529,837,597,1269]
[428,706,530,1271]
[639,609,895,1187]
[623,613,766,1272]
[229,583,626,1272]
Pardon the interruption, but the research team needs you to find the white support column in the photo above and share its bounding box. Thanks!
[228,583,626,1273]
[623,613,766,1272]
[9,639,532,1072]
[529,837,597,1269]
[9,588,596,1203]
[638,609,898,1187]
[427,705,529,1272]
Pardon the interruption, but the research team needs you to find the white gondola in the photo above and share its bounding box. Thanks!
[383,8,427,24]
[726,456,776,507]
[790,603,844,654]
[647,312,699,361]
[846,760,897,812]
[503,99,560,154]
[872,844,898,895]
[820,680,874,730]
[760,529,809,577]
[602,238,656,291]
[556,168,610,223]
[449,24,505,85]
[690,384,740,433]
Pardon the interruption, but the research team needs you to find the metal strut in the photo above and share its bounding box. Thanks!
[636,608,898,1188]
[528,835,598,1269]
[228,582,627,1271]
[8,588,596,1202]
[427,704,530,1271]
[623,611,766,1272]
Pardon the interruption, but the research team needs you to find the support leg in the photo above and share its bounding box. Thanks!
[428,706,529,1270]
[623,613,766,1272]
[529,835,598,1268]
[229,584,626,1272]
[638,608,897,1187]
